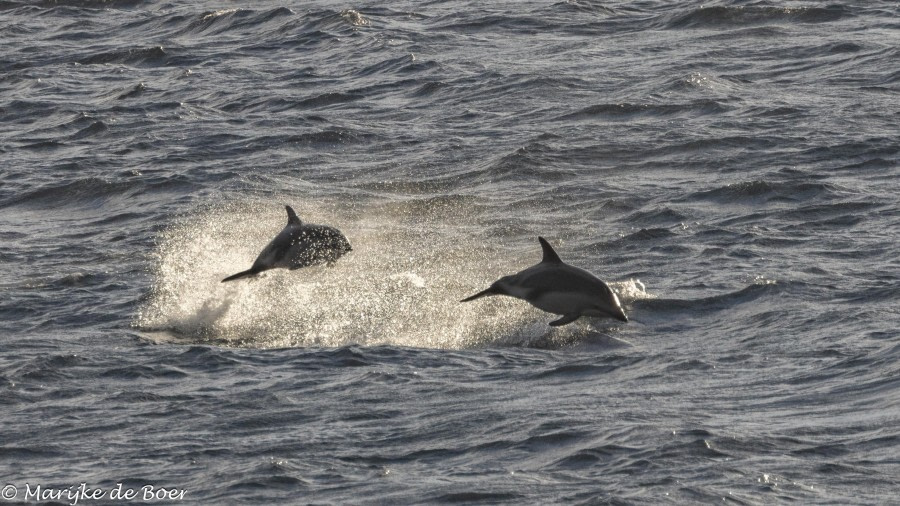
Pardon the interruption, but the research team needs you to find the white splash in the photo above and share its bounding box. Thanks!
[611,278,656,302]
[135,200,652,349]
[202,9,240,21]
[340,9,370,27]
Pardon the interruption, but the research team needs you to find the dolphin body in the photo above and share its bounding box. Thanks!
[461,237,628,326]
[221,205,352,282]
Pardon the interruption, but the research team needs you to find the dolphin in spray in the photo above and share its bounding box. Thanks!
[221,205,352,282]
[461,237,627,326]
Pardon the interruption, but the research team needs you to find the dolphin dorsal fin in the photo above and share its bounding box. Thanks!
[285,205,302,225]
[538,237,563,263]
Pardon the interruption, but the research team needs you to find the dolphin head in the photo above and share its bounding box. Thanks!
[605,304,629,322]
[317,226,352,261]
[331,228,352,254]
[460,277,507,302]
[286,224,353,269]
[593,288,628,322]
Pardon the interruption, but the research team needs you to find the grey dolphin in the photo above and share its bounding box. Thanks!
[460,237,627,326]
[221,205,352,282]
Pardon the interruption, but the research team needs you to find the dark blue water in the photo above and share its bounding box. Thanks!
[1,1,898,503]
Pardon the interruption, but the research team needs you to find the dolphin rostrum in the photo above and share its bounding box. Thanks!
[460,237,628,326]
[221,205,352,282]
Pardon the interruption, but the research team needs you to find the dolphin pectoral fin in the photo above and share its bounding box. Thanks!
[221,268,260,283]
[460,287,499,303]
[549,314,580,327]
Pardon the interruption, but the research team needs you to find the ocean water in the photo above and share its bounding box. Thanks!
[1,0,898,503]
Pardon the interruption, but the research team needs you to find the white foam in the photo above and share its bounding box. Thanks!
[202,9,240,21]
[610,278,656,303]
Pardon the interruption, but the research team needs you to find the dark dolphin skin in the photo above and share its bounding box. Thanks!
[221,205,352,282]
[461,237,627,326]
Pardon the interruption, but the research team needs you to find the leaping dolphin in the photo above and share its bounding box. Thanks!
[221,205,352,282]
[461,237,628,326]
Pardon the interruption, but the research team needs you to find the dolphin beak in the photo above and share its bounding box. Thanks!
[460,287,498,303]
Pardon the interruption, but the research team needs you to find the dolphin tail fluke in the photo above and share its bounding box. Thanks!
[460,286,500,303]
[221,268,260,283]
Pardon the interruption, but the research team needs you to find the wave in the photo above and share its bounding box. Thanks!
[3,0,145,9]
[357,54,439,78]
[558,100,729,121]
[624,207,688,227]
[0,174,195,210]
[218,92,363,114]
[586,228,680,253]
[78,45,169,66]
[531,355,641,379]
[52,7,373,59]
[182,7,295,36]
[0,177,135,209]
[684,180,843,205]
[662,5,848,30]
[68,120,108,140]
[800,137,899,162]
[634,280,783,316]
[117,82,145,99]
[549,0,615,16]
[6,112,118,148]
[620,228,678,242]
[434,13,557,35]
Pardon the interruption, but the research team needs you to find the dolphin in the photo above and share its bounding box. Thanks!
[221,205,352,282]
[460,237,628,326]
